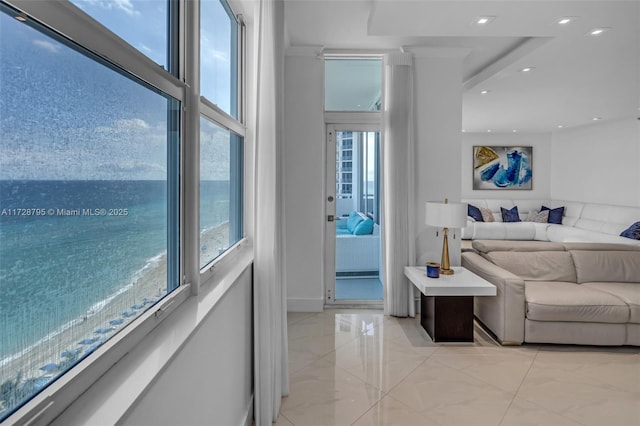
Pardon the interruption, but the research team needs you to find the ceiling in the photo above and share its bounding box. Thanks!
[283,0,640,133]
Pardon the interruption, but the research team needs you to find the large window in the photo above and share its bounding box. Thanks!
[0,4,179,420]
[201,0,239,118]
[200,117,243,269]
[1,0,245,420]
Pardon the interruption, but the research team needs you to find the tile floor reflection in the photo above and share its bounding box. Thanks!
[279,310,640,426]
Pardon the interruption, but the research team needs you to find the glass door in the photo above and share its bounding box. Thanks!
[325,126,382,306]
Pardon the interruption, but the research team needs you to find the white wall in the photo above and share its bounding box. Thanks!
[412,49,466,266]
[461,132,552,200]
[283,50,326,312]
[551,118,640,207]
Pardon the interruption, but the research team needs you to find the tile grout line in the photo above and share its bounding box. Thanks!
[497,347,541,426]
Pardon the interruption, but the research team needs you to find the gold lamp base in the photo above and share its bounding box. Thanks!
[440,227,455,275]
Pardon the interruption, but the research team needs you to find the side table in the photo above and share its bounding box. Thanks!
[404,266,496,342]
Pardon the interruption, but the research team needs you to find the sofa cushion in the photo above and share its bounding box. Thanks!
[346,211,364,233]
[480,207,495,222]
[620,222,640,240]
[336,227,351,235]
[542,205,564,224]
[527,210,549,223]
[468,204,484,222]
[472,240,565,253]
[501,206,521,222]
[570,250,640,283]
[562,242,640,252]
[525,281,629,323]
[503,223,536,240]
[583,282,640,323]
[483,251,577,282]
[353,217,374,235]
[546,224,640,246]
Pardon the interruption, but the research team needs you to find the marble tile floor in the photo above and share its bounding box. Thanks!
[279,309,640,426]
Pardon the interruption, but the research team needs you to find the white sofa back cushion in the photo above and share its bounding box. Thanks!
[575,203,640,236]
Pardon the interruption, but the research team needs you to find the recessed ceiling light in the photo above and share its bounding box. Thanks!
[475,16,496,25]
[519,67,535,73]
[487,129,492,133]
[588,27,610,36]
[512,130,517,133]
[592,117,602,121]
[480,90,490,95]
[462,129,466,133]
[558,17,577,25]
[557,125,563,128]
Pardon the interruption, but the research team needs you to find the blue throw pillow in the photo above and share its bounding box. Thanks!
[541,205,565,224]
[500,206,521,222]
[620,222,640,240]
[468,204,484,222]
[354,218,374,235]
[346,211,364,233]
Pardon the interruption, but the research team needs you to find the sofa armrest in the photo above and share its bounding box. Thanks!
[462,252,526,344]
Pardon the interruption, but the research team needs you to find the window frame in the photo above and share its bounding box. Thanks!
[0,0,246,423]
[0,1,185,423]
[199,0,241,120]
[198,3,246,283]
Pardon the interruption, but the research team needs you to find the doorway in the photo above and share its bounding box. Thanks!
[325,126,382,306]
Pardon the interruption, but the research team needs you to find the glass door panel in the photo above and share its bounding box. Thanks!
[326,127,382,305]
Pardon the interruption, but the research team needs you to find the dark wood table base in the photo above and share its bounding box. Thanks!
[420,294,474,342]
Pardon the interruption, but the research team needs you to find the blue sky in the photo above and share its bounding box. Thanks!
[0,0,234,181]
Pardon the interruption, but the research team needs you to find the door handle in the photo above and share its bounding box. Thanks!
[327,215,335,222]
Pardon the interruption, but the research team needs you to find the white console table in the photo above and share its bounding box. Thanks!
[404,266,496,342]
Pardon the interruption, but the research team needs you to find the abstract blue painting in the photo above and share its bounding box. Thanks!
[473,146,533,190]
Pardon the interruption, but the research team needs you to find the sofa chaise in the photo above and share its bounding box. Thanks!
[462,199,640,246]
[462,240,640,346]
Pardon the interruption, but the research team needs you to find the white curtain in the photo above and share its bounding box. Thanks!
[382,52,416,317]
[253,0,288,425]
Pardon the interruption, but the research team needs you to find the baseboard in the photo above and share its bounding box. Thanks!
[287,298,324,312]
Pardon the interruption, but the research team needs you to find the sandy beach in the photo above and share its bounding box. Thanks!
[0,222,229,413]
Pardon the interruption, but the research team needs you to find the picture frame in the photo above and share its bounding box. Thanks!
[473,146,533,190]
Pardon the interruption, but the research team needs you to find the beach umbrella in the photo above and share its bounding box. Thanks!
[39,363,60,373]
[61,348,82,358]
[78,337,100,345]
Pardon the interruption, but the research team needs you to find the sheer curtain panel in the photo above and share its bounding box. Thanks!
[253,0,288,425]
[382,52,416,317]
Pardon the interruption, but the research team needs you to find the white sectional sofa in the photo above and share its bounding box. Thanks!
[462,240,640,346]
[462,199,640,246]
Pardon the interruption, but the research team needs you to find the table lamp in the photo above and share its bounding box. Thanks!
[425,198,468,275]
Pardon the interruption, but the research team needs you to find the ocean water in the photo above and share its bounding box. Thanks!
[0,180,229,363]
